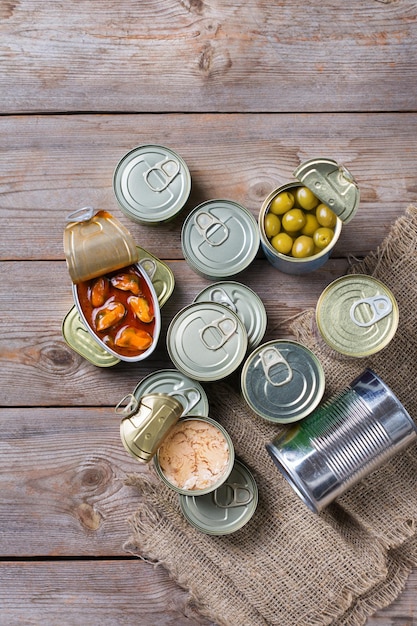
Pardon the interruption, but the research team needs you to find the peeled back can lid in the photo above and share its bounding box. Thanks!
[181,200,260,279]
[293,158,360,224]
[316,274,399,357]
[113,144,191,224]
[63,207,138,284]
[241,340,325,423]
[167,302,248,382]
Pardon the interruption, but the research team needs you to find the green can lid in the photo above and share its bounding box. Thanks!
[316,274,399,357]
[179,459,258,535]
[181,200,259,279]
[293,158,360,224]
[241,340,325,423]
[62,306,120,367]
[132,369,209,417]
[193,281,267,351]
[113,145,191,224]
[167,302,248,382]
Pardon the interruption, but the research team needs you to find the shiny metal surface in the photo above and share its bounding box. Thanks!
[266,369,417,513]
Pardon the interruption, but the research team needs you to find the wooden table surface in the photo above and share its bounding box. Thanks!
[1,2,417,624]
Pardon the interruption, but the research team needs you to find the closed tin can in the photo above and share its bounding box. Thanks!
[167,301,248,382]
[266,369,417,513]
[316,274,399,357]
[259,158,359,275]
[131,369,209,417]
[193,281,267,351]
[241,340,325,423]
[181,200,259,279]
[113,144,191,224]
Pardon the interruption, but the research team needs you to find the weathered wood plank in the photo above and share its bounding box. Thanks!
[0,258,348,407]
[1,1,416,113]
[0,561,215,626]
[1,113,416,261]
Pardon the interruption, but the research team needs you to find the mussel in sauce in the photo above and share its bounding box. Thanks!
[95,301,126,331]
[114,326,153,351]
[90,277,110,307]
[128,295,154,323]
[110,273,141,295]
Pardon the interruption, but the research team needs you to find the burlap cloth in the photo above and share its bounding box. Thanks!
[124,205,417,626]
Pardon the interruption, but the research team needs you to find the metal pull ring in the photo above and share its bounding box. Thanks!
[208,287,237,313]
[213,482,254,508]
[139,257,157,280]
[199,315,237,350]
[260,347,293,387]
[66,206,96,223]
[114,393,139,418]
[167,387,201,414]
[143,158,180,192]
[194,211,229,246]
[350,295,393,328]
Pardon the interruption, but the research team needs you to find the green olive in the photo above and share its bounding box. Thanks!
[316,203,337,228]
[313,227,334,249]
[292,235,315,258]
[281,208,306,232]
[271,232,293,255]
[269,191,294,215]
[295,186,319,211]
[264,213,281,238]
[301,213,320,237]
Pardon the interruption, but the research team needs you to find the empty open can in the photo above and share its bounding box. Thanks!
[266,369,417,513]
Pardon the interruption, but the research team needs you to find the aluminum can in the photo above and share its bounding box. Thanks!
[259,158,359,275]
[181,199,259,279]
[241,340,325,423]
[266,369,417,513]
[316,274,399,357]
[113,144,191,224]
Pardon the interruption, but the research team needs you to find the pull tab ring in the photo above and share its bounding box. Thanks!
[194,211,229,246]
[66,206,96,223]
[260,347,293,387]
[115,393,139,418]
[199,315,237,351]
[209,287,237,313]
[139,257,157,280]
[350,295,393,328]
[167,387,201,414]
[143,158,180,192]
[213,483,254,508]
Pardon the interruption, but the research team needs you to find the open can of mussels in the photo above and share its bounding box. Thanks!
[118,391,258,534]
[259,158,360,274]
[266,369,417,513]
[63,207,161,362]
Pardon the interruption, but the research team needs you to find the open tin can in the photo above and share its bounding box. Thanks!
[259,158,360,274]
[63,207,161,362]
[266,369,417,513]
[118,393,257,533]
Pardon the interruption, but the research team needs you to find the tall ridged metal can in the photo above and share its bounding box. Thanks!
[266,369,417,513]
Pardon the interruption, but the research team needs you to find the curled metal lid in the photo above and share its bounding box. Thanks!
[294,158,360,223]
[316,274,399,357]
[63,207,138,283]
[117,393,184,463]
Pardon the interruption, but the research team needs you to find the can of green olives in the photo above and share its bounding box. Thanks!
[266,369,417,512]
[259,158,360,275]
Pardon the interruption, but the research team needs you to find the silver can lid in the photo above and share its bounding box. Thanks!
[167,302,248,382]
[193,281,267,351]
[241,340,325,423]
[316,274,399,357]
[181,200,259,279]
[131,369,209,417]
[113,145,191,224]
[179,459,258,535]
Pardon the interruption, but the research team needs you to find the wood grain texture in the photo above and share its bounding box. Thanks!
[1,0,417,623]
[1,1,416,113]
